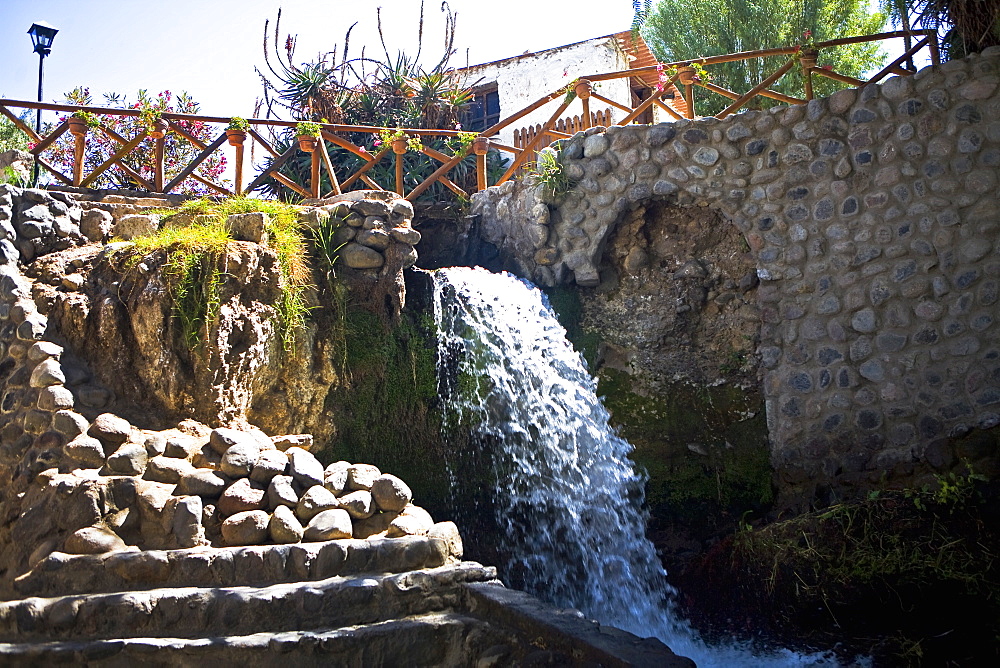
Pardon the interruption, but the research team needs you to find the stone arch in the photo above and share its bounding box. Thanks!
[471,48,1000,507]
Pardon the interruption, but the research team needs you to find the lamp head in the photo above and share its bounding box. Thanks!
[28,22,59,56]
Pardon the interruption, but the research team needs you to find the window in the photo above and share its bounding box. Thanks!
[462,85,500,132]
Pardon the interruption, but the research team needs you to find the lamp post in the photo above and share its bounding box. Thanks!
[27,22,59,186]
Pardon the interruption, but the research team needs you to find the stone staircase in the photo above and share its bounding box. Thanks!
[0,538,693,666]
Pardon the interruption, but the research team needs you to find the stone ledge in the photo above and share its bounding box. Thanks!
[463,582,695,668]
[0,611,488,667]
[12,535,460,599]
[0,562,495,642]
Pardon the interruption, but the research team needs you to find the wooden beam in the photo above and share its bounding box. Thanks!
[406,149,470,202]
[497,97,573,185]
[243,145,297,194]
[167,120,207,150]
[319,140,341,197]
[30,121,69,156]
[340,147,390,190]
[189,172,233,197]
[37,158,73,186]
[162,133,227,193]
[811,68,866,87]
[320,130,374,160]
[865,38,929,86]
[0,104,41,143]
[589,92,634,114]
[80,131,148,188]
[248,128,281,158]
[716,59,796,119]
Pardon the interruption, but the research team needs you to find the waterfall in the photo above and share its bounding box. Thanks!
[432,266,851,668]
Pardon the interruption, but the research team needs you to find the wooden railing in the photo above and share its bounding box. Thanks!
[0,100,485,202]
[479,30,939,185]
[0,30,938,199]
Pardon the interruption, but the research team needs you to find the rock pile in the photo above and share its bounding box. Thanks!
[54,415,450,553]
[311,193,421,272]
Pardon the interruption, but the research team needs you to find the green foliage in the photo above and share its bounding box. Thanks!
[734,476,998,620]
[121,197,310,350]
[295,121,322,138]
[527,147,573,201]
[70,110,101,128]
[320,307,448,510]
[642,0,888,115]
[254,4,502,202]
[122,217,230,348]
[0,107,30,153]
[227,117,250,131]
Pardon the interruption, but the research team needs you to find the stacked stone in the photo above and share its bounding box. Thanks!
[315,195,421,271]
[473,48,1000,505]
[53,416,444,552]
[0,263,87,480]
[0,186,87,264]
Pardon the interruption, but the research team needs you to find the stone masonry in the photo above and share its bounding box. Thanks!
[473,48,1000,506]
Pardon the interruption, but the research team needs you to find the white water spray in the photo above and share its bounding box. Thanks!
[432,267,852,668]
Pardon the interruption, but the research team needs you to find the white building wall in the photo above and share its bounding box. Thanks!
[460,38,636,150]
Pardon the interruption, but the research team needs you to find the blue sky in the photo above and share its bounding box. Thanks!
[1,1,913,121]
[0,0,636,117]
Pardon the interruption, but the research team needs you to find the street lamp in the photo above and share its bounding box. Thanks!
[27,22,58,185]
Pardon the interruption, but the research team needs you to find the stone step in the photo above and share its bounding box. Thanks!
[0,562,496,643]
[0,611,495,667]
[11,535,457,599]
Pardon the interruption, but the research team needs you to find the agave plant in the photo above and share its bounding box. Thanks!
[254,1,496,202]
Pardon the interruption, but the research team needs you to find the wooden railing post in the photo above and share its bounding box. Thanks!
[154,136,165,192]
[234,143,244,194]
[473,136,490,191]
[800,49,819,100]
[677,65,697,119]
[574,79,593,130]
[310,143,321,199]
[392,138,407,195]
[72,132,85,187]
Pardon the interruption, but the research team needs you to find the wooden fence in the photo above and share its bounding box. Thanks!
[0,101,484,202]
[480,29,939,185]
[0,29,937,199]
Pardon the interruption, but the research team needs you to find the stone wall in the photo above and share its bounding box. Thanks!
[472,48,1000,507]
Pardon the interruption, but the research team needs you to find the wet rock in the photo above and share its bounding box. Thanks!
[339,490,375,520]
[387,505,434,537]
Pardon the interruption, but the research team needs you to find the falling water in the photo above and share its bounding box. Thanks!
[432,267,854,667]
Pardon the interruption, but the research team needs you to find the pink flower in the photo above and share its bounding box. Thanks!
[655,82,665,92]
[656,63,664,72]
[454,123,462,130]
[821,64,833,70]
[563,70,568,76]
[373,139,382,147]
[804,29,812,38]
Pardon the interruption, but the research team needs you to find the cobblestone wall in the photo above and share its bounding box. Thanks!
[473,48,1000,506]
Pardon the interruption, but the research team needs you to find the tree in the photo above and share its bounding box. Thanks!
[640,0,888,115]
[883,0,1000,58]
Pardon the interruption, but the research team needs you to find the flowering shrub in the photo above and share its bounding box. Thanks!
[46,87,228,195]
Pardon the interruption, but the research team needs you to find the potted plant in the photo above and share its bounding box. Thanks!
[379,127,422,154]
[68,110,100,137]
[226,117,250,146]
[139,104,169,139]
[295,121,322,152]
